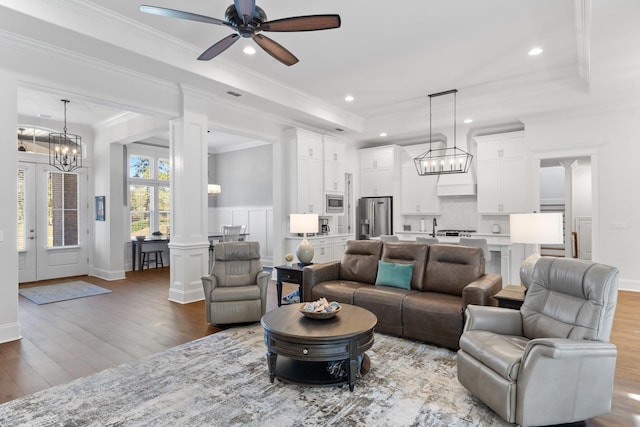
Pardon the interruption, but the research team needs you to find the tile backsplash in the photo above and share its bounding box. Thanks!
[401,196,511,235]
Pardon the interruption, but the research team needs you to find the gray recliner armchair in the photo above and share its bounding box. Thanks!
[201,241,270,325]
[457,257,619,426]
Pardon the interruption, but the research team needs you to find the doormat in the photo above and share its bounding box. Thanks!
[19,281,112,305]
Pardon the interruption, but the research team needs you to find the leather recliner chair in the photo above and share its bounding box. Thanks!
[201,241,270,325]
[457,257,619,426]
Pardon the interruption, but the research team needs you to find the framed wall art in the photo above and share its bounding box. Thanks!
[95,196,105,221]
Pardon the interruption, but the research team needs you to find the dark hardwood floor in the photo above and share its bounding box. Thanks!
[1,269,638,426]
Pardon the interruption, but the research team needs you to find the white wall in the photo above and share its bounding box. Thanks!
[525,108,640,290]
[0,70,20,343]
[208,206,274,266]
[210,144,273,207]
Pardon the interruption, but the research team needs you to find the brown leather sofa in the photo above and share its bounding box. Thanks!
[303,240,502,350]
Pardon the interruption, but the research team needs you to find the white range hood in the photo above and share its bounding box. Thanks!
[436,134,476,197]
[436,171,476,196]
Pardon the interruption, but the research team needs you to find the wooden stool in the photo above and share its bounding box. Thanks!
[141,250,164,269]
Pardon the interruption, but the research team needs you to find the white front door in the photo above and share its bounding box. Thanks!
[18,162,89,283]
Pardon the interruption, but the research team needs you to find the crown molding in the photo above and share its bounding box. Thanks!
[0,0,364,134]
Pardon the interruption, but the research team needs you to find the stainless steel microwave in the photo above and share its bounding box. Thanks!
[325,193,344,214]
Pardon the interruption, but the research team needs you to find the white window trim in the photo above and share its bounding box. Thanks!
[127,145,171,238]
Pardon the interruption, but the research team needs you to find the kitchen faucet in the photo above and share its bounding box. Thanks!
[431,218,437,237]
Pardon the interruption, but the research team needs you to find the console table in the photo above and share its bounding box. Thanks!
[131,238,169,271]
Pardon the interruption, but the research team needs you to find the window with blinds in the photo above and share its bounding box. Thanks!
[48,171,79,247]
[17,169,25,251]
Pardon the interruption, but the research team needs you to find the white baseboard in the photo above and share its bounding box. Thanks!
[91,267,126,281]
[619,278,640,292]
[0,322,21,344]
[168,285,205,304]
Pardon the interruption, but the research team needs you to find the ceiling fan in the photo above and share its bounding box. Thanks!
[140,0,341,66]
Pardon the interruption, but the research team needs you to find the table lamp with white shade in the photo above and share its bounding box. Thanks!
[510,212,564,287]
[290,213,319,265]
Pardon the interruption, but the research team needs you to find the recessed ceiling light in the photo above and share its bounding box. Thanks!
[379,132,387,137]
[243,46,256,55]
[344,95,354,102]
[528,47,543,56]
[464,118,473,124]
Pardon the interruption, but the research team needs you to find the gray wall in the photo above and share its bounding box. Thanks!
[210,144,273,207]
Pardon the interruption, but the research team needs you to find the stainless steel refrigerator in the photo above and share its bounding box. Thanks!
[358,196,393,239]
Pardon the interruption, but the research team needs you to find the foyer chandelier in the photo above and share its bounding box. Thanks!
[49,99,82,172]
[413,89,472,176]
[17,127,27,152]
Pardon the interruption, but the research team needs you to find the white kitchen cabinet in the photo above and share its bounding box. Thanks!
[312,237,334,264]
[361,167,394,196]
[476,131,530,214]
[297,156,324,213]
[323,135,346,164]
[360,146,398,197]
[323,135,345,193]
[284,128,324,214]
[285,234,354,264]
[298,131,324,160]
[399,144,440,215]
[331,234,351,259]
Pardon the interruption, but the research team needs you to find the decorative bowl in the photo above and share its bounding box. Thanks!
[299,302,341,319]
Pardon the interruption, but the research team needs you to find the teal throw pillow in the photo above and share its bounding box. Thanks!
[375,260,414,290]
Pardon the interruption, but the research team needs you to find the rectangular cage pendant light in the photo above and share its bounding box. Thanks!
[414,146,473,175]
[414,89,472,176]
[49,99,82,172]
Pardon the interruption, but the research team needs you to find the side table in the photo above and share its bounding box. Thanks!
[274,264,305,307]
[495,285,526,310]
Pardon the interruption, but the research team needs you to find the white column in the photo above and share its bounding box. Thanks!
[0,71,21,343]
[272,133,286,269]
[168,85,210,303]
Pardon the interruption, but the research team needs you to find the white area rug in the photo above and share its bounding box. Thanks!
[0,324,508,426]
[18,281,112,305]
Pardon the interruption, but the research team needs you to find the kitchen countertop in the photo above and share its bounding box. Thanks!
[285,233,354,240]
[394,231,513,246]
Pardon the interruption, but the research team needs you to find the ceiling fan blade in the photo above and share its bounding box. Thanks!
[233,0,256,25]
[253,34,298,66]
[140,5,228,26]
[198,34,240,61]
[262,15,341,32]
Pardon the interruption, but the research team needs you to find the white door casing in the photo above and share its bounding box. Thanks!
[17,163,36,283]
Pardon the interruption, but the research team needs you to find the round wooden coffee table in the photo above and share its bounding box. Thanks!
[261,303,377,391]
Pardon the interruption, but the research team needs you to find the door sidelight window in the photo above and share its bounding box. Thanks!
[47,171,79,247]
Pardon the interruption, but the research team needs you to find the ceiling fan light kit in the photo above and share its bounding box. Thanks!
[140,1,341,66]
[414,89,473,176]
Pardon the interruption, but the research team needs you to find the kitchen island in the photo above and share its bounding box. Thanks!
[395,231,523,285]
